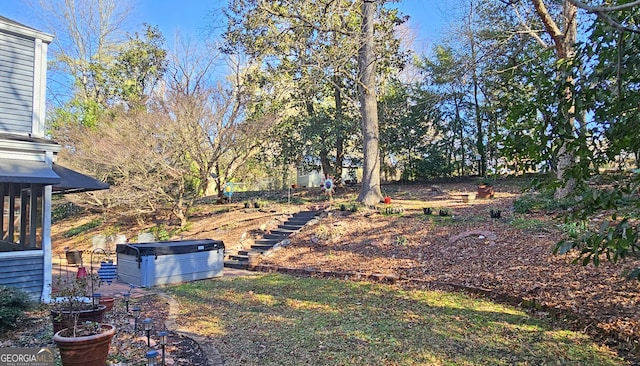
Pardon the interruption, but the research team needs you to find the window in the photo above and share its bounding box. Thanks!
[1,183,43,251]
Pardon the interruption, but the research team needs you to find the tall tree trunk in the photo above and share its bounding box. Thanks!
[334,77,345,183]
[467,0,486,177]
[454,96,465,176]
[320,147,332,177]
[531,0,577,199]
[357,0,382,205]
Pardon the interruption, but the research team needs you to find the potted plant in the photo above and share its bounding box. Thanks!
[53,321,116,366]
[65,249,83,265]
[477,178,495,199]
[51,273,114,366]
[50,273,106,333]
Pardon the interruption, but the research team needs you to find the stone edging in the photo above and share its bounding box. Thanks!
[153,291,224,366]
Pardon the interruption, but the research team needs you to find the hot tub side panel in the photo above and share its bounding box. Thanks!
[116,253,145,287]
[150,249,224,286]
[117,248,224,287]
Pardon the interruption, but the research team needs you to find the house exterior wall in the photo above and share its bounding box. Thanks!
[0,17,55,302]
[0,32,34,134]
[0,17,52,137]
[0,252,44,299]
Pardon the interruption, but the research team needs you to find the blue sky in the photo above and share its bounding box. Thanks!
[2,0,454,55]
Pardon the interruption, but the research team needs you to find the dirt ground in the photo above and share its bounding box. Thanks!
[51,181,640,361]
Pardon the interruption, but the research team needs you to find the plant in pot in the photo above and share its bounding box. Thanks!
[477,178,495,199]
[51,272,106,333]
[51,273,114,366]
[53,321,115,366]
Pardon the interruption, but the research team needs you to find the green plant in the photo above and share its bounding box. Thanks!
[510,217,548,231]
[149,224,175,241]
[0,286,32,331]
[559,221,589,237]
[394,236,407,246]
[380,205,404,216]
[51,272,105,337]
[52,202,83,223]
[479,177,493,186]
[513,192,574,214]
[63,219,103,238]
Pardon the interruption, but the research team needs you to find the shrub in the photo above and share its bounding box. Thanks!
[52,202,84,223]
[0,286,32,330]
[63,219,102,237]
[149,224,189,241]
[513,192,573,214]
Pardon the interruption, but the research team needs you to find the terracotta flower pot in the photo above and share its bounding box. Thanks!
[51,305,107,334]
[65,250,83,265]
[99,296,115,312]
[54,324,115,366]
[477,185,494,199]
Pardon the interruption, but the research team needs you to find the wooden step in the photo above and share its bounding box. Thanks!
[264,233,289,240]
[228,254,248,262]
[251,243,275,251]
[278,224,304,231]
[254,239,280,246]
[270,228,297,235]
[224,260,248,270]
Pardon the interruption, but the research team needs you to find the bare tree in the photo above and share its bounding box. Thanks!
[57,110,195,225]
[30,0,133,104]
[159,41,270,200]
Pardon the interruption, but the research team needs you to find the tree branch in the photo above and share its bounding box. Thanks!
[567,0,640,13]
[567,0,640,34]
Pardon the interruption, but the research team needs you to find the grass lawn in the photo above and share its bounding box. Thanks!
[168,274,625,366]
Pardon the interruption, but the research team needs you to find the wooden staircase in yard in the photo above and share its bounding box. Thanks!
[224,210,320,270]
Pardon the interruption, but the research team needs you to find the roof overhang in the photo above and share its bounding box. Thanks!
[0,159,110,194]
[0,159,60,184]
[52,164,110,194]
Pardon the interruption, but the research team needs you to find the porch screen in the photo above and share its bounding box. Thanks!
[0,183,42,251]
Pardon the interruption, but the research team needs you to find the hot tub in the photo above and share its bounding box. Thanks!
[116,239,224,287]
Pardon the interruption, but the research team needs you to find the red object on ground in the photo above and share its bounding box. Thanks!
[384,196,391,204]
[76,266,88,279]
